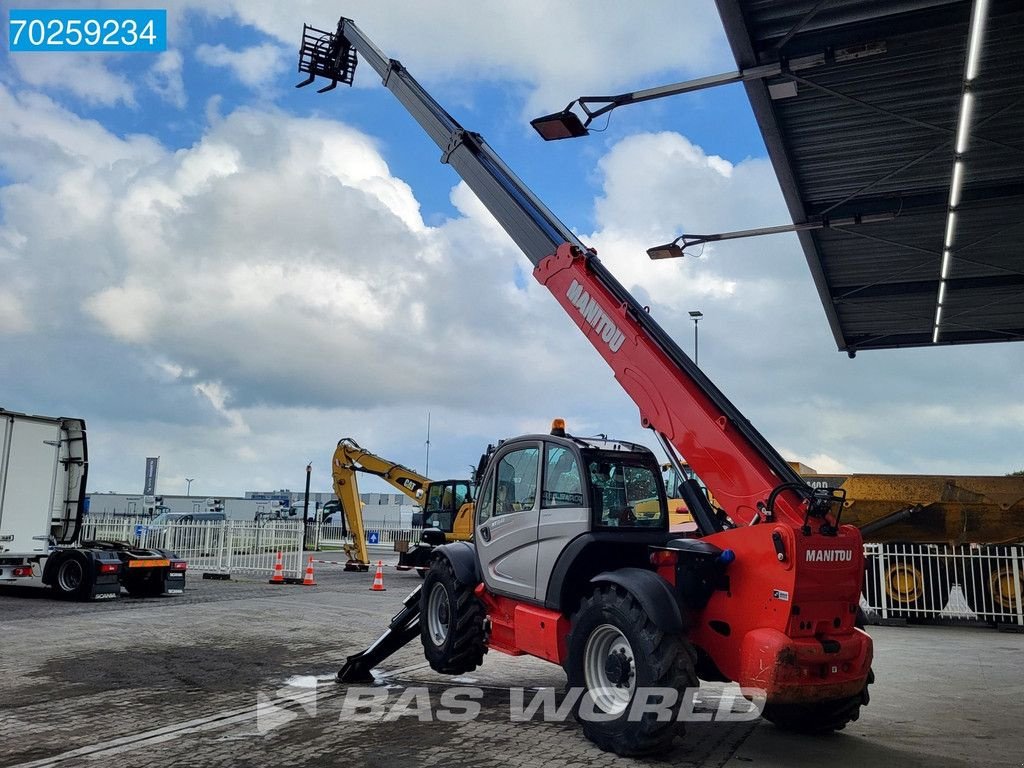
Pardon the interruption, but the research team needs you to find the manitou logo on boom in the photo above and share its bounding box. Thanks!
[805,549,854,563]
[566,280,625,353]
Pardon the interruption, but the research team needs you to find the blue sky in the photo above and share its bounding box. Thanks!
[1,1,1021,498]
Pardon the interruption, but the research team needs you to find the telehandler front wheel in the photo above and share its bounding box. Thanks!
[419,557,487,675]
[565,584,697,757]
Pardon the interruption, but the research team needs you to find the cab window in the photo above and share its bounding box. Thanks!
[476,475,494,525]
[424,483,454,531]
[542,444,583,508]
[495,446,540,515]
[453,482,471,509]
[587,458,665,528]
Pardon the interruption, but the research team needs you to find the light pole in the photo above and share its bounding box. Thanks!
[185,477,194,495]
[689,310,703,366]
[303,463,312,551]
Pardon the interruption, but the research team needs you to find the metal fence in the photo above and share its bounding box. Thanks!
[81,516,305,579]
[310,519,422,552]
[862,543,1024,626]
[82,515,1022,625]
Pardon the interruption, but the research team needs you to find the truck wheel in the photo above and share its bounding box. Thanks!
[52,553,91,601]
[565,584,697,756]
[867,547,949,618]
[966,547,1023,624]
[420,557,487,675]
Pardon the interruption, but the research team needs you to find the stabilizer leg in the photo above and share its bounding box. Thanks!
[338,586,422,682]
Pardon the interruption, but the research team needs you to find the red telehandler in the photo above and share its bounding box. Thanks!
[296,17,872,756]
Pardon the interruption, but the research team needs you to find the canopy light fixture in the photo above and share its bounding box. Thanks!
[933,0,988,344]
[647,213,896,260]
[531,44,885,141]
[530,110,589,140]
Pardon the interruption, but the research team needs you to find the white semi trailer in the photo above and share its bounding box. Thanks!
[0,408,186,600]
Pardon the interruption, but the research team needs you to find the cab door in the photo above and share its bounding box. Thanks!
[474,442,541,601]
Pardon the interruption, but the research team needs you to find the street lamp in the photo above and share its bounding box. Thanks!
[185,477,194,495]
[689,311,703,366]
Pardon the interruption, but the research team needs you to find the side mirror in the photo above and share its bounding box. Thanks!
[289,509,297,517]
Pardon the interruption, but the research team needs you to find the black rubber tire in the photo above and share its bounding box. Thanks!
[565,584,697,757]
[966,546,1022,624]
[761,682,870,734]
[865,547,950,619]
[51,552,92,601]
[419,557,487,675]
[763,607,873,736]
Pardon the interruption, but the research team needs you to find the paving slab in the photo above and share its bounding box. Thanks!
[1,563,1021,767]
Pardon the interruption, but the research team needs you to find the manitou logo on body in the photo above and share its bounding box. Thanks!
[566,280,625,353]
[805,549,854,563]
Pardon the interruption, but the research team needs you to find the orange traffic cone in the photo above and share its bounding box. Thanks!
[302,556,317,586]
[369,560,386,591]
[269,551,285,584]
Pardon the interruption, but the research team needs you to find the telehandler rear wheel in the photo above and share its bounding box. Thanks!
[565,584,697,756]
[762,614,874,734]
[420,557,487,675]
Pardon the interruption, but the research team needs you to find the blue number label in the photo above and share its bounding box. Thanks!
[9,9,166,52]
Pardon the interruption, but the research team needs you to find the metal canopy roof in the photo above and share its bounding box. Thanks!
[715,0,1024,354]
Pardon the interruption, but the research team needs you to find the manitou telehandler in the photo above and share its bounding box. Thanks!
[297,17,873,756]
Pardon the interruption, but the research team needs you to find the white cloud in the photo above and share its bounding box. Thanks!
[147,50,187,108]
[0,289,30,333]
[195,42,290,90]
[8,52,136,107]
[1,51,1022,495]
[186,0,731,115]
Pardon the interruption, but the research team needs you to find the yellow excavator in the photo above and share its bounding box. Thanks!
[331,437,474,573]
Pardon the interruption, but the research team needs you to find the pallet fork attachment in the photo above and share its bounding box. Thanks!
[337,586,422,682]
[296,20,357,93]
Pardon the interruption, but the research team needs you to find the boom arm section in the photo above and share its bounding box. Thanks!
[334,437,431,503]
[330,444,368,569]
[300,18,818,531]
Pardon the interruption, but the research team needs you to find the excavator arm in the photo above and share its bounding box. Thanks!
[331,437,431,570]
[334,437,431,503]
[330,440,369,570]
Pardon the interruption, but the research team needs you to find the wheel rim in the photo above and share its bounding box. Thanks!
[426,582,451,646]
[886,564,924,604]
[58,560,84,592]
[989,567,1022,611]
[583,623,635,715]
